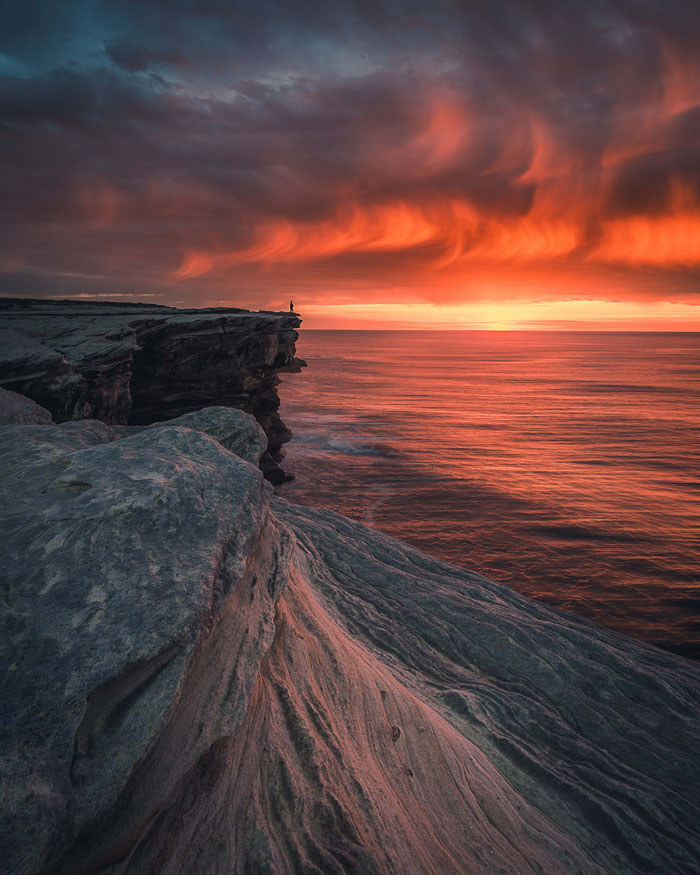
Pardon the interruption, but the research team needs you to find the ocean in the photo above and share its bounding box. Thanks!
[277,330,700,659]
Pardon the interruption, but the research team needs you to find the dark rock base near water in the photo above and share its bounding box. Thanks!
[0,298,303,482]
[1,307,700,874]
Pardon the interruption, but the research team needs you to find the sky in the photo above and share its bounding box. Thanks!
[1,0,699,328]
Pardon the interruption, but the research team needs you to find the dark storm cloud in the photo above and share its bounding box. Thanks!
[105,41,190,73]
[1,0,699,304]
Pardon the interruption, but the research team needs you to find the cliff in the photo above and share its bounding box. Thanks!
[1,407,699,875]
[0,298,302,481]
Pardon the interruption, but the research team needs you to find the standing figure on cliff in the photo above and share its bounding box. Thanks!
[289,299,294,312]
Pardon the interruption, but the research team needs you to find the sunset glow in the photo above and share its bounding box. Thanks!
[591,180,700,267]
[3,8,700,868]
[296,298,700,331]
[1,1,699,327]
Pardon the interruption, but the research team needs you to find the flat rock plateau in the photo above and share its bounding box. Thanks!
[0,298,302,481]
[1,315,700,874]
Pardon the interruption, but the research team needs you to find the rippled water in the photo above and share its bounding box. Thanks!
[277,331,700,659]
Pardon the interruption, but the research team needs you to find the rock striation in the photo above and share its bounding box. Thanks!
[0,298,302,481]
[1,409,699,874]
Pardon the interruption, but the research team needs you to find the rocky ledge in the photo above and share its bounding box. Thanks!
[0,298,303,482]
[1,405,699,874]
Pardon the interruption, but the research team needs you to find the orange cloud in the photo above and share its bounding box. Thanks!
[172,250,214,280]
[171,197,586,281]
[408,90,471,173]
[591,179,700,266]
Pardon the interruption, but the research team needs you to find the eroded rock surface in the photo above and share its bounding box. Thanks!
[0,417,285,874]
[1,412,699,874]
[145,406,267,465]
[0,298,302,480]
[0,387,53,424]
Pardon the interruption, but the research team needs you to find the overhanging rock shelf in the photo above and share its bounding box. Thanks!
[0,298,303,482]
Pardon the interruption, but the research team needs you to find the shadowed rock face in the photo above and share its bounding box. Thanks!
[1,411,699,874]
[0,298,302,481]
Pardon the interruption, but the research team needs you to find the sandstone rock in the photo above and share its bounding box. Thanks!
[278,356,307,373]
[146,406,267,465]
[0,314,137,424]
[274,501,700,873]
[57,419,131,445]
[0,298,302,481]
[0,387,53,425]
[0,424,288,873]
[0,326,89,421]
[1,425,699,874]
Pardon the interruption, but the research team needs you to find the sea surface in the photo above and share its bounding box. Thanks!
[277,331,700,659]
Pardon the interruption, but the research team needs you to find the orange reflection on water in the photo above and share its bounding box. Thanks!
[278,330,700,657]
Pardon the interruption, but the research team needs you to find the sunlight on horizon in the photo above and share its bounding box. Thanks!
[296,298,700,330]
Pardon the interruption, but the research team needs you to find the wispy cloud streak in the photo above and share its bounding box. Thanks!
[1,0,699,319]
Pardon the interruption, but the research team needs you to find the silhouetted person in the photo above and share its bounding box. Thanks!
[289,300,294,312]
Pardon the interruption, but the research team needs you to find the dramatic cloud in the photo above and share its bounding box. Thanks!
[1,0,699,324]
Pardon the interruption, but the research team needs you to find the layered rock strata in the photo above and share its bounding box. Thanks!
[0,298,302,481]
[1,409,699,874]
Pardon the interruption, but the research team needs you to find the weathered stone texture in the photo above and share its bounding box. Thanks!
[0,387,53,425]
[0,298,302,480]
[1,413,699,874]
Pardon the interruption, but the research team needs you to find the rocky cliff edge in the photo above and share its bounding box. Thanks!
[0,298,302,482]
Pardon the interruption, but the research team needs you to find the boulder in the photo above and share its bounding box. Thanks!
[0,423,289,873]
[146,406,267,464]
[0,387,53,425]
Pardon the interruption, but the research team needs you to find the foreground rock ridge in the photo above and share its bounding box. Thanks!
[1,408,699,875]
[0,297,302,481]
